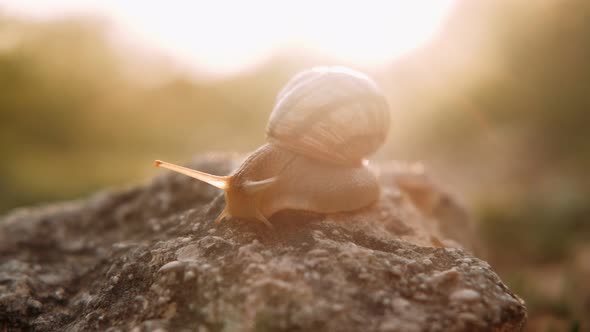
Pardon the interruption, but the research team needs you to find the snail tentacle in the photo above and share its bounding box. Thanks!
[241,177,278,194]
[154,160,228,189]
[214,206,230,224]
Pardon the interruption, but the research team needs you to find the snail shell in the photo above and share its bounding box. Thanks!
[267,66,390,166]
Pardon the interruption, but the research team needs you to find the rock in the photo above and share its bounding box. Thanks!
[0,155,526,331]
[450,289,482,303]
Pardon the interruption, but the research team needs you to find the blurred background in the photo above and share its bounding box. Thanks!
[0,0,588,330]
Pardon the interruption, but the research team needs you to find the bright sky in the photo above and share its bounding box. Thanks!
[0,0,456,77]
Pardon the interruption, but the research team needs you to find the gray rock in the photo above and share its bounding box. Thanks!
[0,155,526,331]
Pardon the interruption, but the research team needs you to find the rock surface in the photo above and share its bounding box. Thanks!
[0,154,526,332]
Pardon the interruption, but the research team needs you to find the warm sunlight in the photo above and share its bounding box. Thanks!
[1,0,456,76]
[2,2,588,329]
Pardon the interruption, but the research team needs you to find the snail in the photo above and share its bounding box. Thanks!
[155,66,390,227]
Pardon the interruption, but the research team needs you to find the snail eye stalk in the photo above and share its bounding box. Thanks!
[154,160,229,190]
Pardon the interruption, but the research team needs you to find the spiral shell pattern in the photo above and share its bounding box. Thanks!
[266,66,390,166]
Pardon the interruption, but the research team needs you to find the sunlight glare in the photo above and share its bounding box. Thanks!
[0,0,456,76]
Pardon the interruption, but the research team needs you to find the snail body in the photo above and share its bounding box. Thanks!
[155,66,390,227]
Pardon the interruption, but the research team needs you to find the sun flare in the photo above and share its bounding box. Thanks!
[1,0,456,76]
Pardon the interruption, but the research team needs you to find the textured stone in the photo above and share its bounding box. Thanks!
[0,154,526,331]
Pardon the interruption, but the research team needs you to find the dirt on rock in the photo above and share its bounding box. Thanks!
[0,154,526,332]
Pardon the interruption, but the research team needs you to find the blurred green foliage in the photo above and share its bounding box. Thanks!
[1,0,589,329]
[0,14,294,212]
